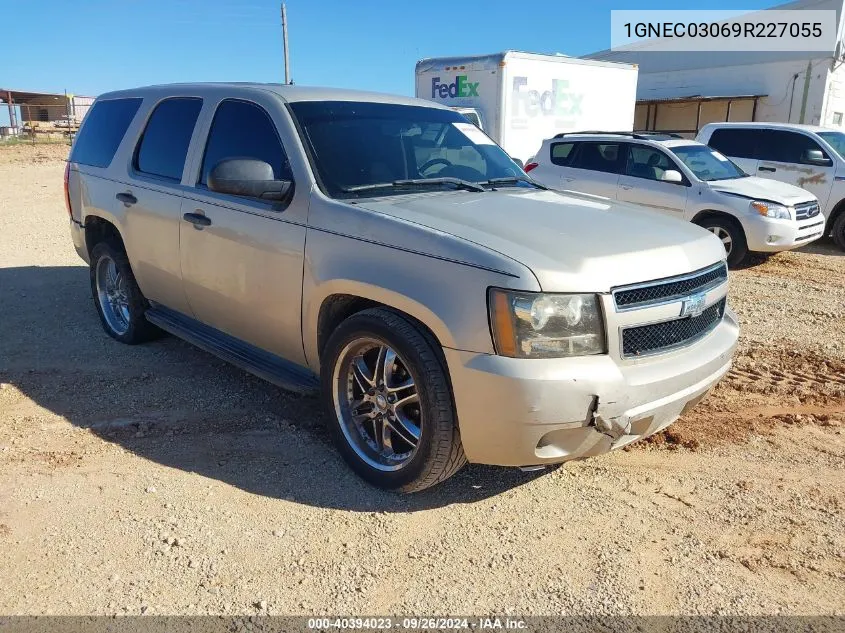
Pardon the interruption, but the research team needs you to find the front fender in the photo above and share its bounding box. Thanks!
[301,227,539,373]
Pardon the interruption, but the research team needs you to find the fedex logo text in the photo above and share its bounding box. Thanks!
[512,76,583,117]
[431,75,480,99]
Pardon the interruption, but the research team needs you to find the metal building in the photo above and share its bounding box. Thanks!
[585,0,845,136]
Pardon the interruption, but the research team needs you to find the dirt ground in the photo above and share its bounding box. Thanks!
[0,144,843,617]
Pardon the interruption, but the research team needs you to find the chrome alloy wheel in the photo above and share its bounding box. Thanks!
[332,338,422,471]
[707,226,733,256]
[95,255,131,335]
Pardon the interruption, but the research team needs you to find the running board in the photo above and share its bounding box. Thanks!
[145,306,319,395]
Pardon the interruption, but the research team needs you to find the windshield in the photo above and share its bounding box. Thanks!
[288,101,527,198]
[818,131,845,159]
[670,144,747,181]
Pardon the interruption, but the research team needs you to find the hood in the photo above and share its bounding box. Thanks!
[708,176,817,205]
[358,188,725,292]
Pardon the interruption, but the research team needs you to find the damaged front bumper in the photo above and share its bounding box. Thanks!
[443,309,739,467]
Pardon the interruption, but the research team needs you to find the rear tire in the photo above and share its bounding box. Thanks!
[89,241,161,344]
[697,216,748,268]
[832,212,845,251]
[321,308,466,493]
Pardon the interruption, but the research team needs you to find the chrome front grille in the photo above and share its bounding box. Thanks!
[621,298,727,358]
[795,201,820,220]
[613,262,728,311]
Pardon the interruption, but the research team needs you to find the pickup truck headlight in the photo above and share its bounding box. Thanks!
[750,200,792,220]
[488,289,605,358]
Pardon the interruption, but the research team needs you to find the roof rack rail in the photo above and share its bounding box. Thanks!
[553,130,685,140]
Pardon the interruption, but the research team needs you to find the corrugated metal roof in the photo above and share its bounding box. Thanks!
[0,89,95,103]
[638,94,766,104]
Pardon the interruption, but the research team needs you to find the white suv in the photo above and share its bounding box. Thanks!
[698,122,845,251]
[527,132,825,267]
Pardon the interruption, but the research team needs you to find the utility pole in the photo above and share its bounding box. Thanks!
[281,3,291,84]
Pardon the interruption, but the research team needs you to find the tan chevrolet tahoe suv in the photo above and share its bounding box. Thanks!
[66,83,739,492]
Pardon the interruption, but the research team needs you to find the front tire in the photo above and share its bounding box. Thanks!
[832,212,845,251]
[321,308,466,492]
[698,216,748,268]
[90,241,161,344]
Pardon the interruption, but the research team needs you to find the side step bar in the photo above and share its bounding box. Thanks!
[146,306,319,395]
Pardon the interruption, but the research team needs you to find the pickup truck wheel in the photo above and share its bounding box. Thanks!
[699,217,748,268]
[322,308,466,492]
[90,242,161,344]
[833,212,845,251]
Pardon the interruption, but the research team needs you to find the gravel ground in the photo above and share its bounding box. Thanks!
[0,145,843,617]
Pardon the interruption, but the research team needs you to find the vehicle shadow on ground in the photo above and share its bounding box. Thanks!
[0,265,547,512]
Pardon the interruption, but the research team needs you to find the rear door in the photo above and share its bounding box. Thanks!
[178,96,308,365]
[564,141,625,198]
[706,128,759,175]
[755,129,835,205]
[616,143,690,218]
[122,96,203,315]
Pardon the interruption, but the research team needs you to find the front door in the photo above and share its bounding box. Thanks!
[179,97,307,365]
[616,144,689,218]
[754,129,834,206]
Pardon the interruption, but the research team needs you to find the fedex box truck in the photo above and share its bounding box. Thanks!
[415,51,639,163]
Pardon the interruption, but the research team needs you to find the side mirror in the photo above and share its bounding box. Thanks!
[511,157,525,169]
[661,169,684,183]
[208,159,293,201]
[801,149,832,166]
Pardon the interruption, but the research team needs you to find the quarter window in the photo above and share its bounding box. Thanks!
[70,98,142,168]
[200,100,291,186]
[569,142,624,174]
[134,98,203,181]
[549,142,576,166]
[625,145,677,181]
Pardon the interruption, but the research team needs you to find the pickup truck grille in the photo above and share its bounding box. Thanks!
[613,262,728,311]
[794,201,820,220]
[622,298,726,358]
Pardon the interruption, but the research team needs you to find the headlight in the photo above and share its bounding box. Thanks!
[488,289,605,358]
[750,200,792,220]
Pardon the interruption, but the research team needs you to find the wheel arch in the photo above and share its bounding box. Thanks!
[308,282,457,373]
[83,214,125,258]
[826,197,845,234]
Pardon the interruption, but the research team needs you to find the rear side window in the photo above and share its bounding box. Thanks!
[134,98,203,181]
[70,98,142,168]
[707,128,758,159]
[550,142,576,166]
[569,142,624,174]
[756,130,827,164]
[200,99,291,185]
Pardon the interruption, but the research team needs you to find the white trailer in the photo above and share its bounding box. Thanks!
[415,50,639,163]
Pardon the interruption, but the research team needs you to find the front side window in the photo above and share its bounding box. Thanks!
[670,144,747,181]
[818,131,845,159]
[200,100,291,186]
[625,145,677,181]
[707,128,758,159]
[135,98,203,181]
[288,101,524,198]
[569,142,624,174]
[756,130,827,164]
[70,98,142,168]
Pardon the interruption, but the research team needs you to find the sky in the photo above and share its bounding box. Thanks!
[3,0,785,99]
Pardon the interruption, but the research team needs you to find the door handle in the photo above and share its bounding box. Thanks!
[183,212,212,227]
[620,185,633,190]
[115,192,137,206]
[759,166,777,172]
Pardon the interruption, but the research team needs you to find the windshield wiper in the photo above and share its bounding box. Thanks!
[343,177,484,194]
[481,176,547,190]
[393,177,485,192]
